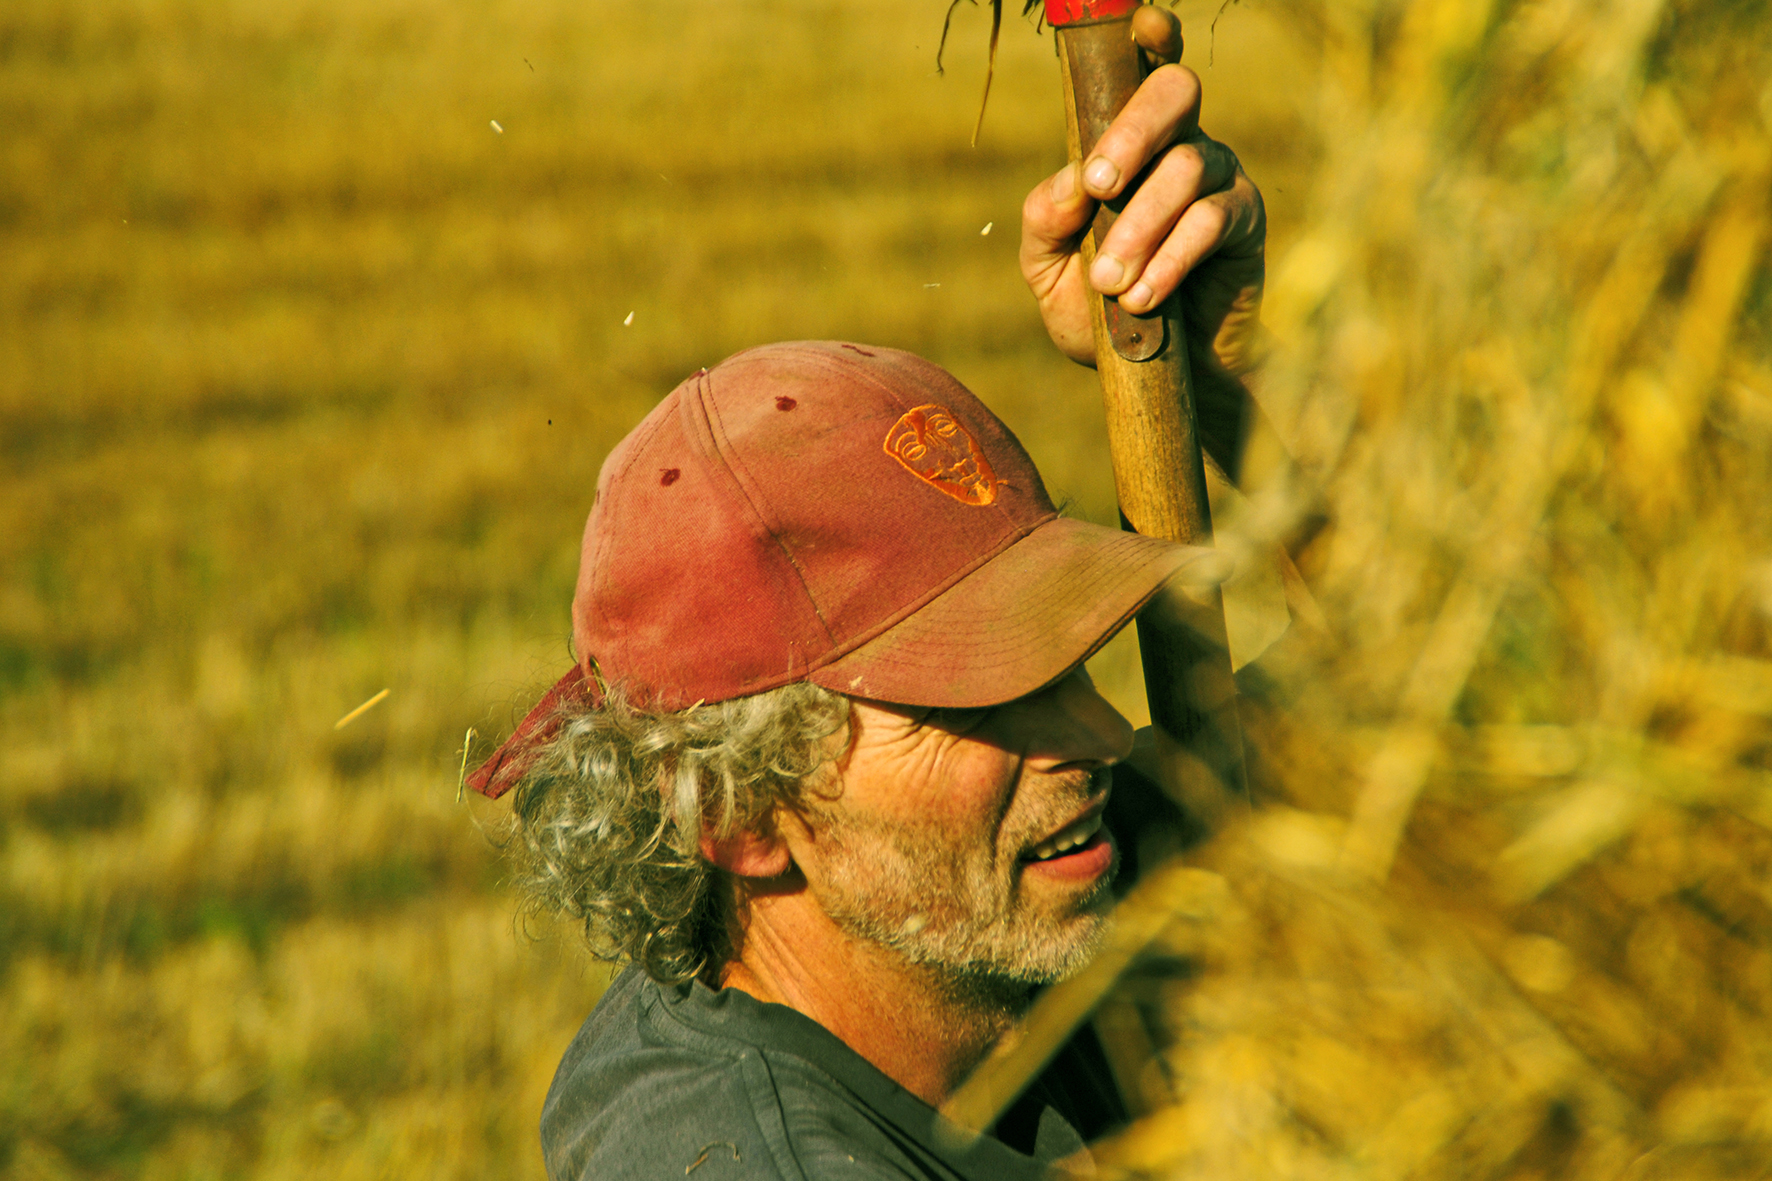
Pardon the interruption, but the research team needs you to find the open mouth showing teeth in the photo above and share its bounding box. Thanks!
[1023,812,1105,862]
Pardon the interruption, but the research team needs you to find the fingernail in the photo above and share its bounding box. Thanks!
[1126,281,1154,310]
[1049,164,1076,204]
[1090,254,1125,290]
[1084,156,1119,192]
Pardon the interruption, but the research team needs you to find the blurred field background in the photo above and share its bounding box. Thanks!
[2,0,1769,1176]
[1,0,1306,1174]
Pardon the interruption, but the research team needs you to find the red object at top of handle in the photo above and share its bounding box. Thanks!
[1045,0,1140,26]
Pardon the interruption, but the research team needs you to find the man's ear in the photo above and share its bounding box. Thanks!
[699,822,792,879]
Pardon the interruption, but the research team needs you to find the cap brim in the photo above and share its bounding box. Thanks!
[809,517,1224,708]
[465,663,593,800]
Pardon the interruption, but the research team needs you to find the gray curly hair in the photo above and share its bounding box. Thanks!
[504,680,852,985]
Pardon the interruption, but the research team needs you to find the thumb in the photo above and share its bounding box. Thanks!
[1019,162,1094,296]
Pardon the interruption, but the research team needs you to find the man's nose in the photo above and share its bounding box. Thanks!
[1019,669,1136,771]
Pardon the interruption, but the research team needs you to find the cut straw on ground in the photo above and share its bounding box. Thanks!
[334,689,390,730]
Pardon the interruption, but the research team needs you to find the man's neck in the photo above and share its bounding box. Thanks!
[717,891,1027,1108]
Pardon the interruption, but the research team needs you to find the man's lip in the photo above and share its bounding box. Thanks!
[1022,830,1114,882]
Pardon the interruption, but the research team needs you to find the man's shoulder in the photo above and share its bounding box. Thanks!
[539,967,774,1178]
[539,966,940,1181]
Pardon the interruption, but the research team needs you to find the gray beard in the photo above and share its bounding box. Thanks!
[809,805,1117,998]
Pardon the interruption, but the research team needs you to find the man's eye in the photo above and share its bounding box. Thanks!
[928,706,994,734]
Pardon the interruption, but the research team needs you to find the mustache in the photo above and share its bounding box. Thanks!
[1006,765,1113,850]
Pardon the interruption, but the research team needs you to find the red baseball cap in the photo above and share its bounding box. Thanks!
[468,341,1220,798]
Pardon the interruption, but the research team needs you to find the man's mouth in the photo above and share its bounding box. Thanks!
[1022,809,1106,864]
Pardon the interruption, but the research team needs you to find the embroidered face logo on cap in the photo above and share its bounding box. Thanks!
[883,404,998,506]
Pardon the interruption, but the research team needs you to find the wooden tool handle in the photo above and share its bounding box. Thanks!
[1055,11,1247,816]
[936,5,1251,1138]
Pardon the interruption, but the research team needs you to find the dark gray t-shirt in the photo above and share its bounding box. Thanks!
[539,965,1126,1180]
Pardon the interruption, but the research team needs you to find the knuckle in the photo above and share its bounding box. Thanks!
[1196,197,1231,238]
[1170,142,1207,183]
[1208,142,1241,189]
[1190,195,1233,239]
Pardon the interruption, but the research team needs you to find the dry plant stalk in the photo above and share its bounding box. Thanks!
[1044,0,1772,1174]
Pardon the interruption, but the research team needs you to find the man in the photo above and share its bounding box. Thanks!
[466,9,1266,1177]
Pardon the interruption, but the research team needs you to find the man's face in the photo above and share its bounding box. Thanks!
[784,670,1134,986]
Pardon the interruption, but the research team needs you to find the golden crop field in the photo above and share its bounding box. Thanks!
[2,0,1769,1176]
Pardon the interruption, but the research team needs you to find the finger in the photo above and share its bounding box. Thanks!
[1079,64,1201,202]
[1089,136,1238,297]
[1020,162,1101,363]
[1132,5,1183,66]
[1116,172,1265,314]
[1030,251,1097,365]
